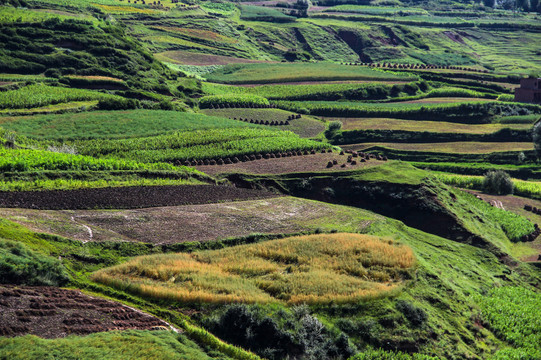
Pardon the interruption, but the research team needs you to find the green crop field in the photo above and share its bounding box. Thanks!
[1,1,541,360]
[206,63,417,84]
[0,110,254,141]
[0,84,122,110]
[79,128,331,163]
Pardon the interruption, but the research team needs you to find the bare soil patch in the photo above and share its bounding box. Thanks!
[0,197,376,245]
[196,152,384,176]
[0,185,278,210]
[156,51,268,66]
[0,285,168,339]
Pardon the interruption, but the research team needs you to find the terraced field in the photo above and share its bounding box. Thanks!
[0,197,378,245]
[0,285,169,338]
[332,117,531,133]
[344,142,534,154]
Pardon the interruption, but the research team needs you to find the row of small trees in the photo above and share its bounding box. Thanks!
[484,0,541,12]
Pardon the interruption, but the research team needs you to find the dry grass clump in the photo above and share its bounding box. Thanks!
[92,233,415,305]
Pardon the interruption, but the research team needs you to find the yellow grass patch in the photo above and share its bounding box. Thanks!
[65,75,124,82]
[92,233,416,305]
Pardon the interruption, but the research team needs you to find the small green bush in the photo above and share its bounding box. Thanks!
[483,170,514,195]
[396,300,427,327]
[0,240,69,286]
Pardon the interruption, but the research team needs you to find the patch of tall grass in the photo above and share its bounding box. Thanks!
[0,330,227,360]
[434,172,541,200]
[92,233,415,305]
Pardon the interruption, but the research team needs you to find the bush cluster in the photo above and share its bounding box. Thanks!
[0,240,69,286]
[206,304,355,360]
[483,170,514,195]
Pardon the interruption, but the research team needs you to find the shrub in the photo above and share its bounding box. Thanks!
[396,300,427,327]
[207,304,354,360]
[0,240,69,286]
[325,121,343,139]
[532,117,541,158]
[483,170,514,195]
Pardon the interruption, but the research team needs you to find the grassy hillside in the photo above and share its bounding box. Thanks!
[0,0,540,359]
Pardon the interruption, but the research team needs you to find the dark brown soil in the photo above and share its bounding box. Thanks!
[0,185,278,210]
[196,152,383,176]
[0,285,170,339]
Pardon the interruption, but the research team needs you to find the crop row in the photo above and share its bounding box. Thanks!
[434,172,541,201]
[473,287,541,359]
[0,84,122,110]
[459,191,535,242]
[274,101,537,123]
[0,148,181,172]
[198,95,270,109]
[78,128,329,162]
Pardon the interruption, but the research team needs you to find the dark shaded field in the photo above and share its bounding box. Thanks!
[0,185,278,210]
[0,285,169,338]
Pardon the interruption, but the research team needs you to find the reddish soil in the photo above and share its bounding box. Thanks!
[196,152,385,176]
[443,31,466,45]
[0,285,169,339]
[0,185,278,210]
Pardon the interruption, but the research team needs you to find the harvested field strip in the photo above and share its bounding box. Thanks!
[201,108,325,138]
[195,152,384,176]
[0,185,279,210]
[92,233,415,305]
[0,197,377,245]
[343,142,534,154]
[0,285,168,339]
[153,51,266,66]
[331,117,530,133]
[151,26,238,44]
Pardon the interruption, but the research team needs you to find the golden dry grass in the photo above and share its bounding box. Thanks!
[92,233,415,305]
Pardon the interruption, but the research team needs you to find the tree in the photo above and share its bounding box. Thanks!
[483,171,514,195]
[517,0,531,11]
[533,118,541,158]
[483,0,495,8]
[324,121,342,140]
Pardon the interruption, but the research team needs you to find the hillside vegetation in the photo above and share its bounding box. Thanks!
[0,0,541,359]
